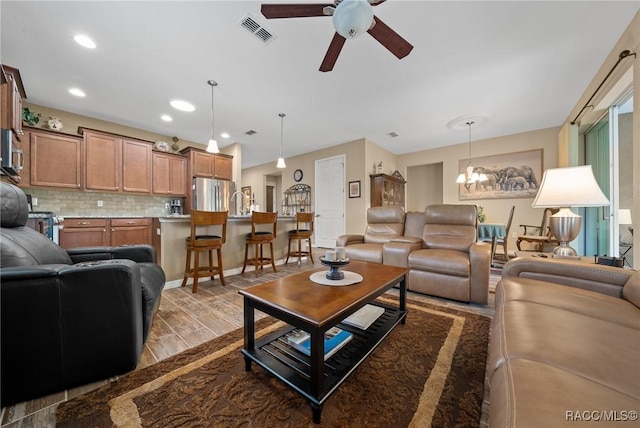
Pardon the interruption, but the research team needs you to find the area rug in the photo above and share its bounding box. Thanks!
[56,296,490,427]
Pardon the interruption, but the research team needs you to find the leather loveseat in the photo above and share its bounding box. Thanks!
[488,257,640,427]
[0,182,166,407]
[337,204,491,305]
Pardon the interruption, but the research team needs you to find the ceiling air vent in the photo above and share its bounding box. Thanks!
[240,14,276,44]
[245,130,257,136]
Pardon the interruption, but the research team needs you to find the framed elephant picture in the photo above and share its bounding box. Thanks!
[458,149,543,200]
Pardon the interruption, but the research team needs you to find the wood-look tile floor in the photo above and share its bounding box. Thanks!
[1,251,497,427]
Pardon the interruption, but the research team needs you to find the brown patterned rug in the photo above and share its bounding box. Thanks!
[56,296,490,427]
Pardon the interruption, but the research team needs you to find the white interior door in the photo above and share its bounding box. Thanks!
[315,155,345,248]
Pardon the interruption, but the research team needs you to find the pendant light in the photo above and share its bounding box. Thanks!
[206,80,220,154]
[276,113,286,169]
[456,121,487,184]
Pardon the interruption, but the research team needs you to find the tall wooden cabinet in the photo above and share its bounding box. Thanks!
[370,171,406,207]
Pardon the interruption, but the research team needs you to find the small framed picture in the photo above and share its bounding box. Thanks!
[349,180,361,198]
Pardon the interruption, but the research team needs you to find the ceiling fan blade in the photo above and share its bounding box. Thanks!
[369,0,387,5]
[319,33,347,72]
[261,3,332,19]
[367,15,413,59]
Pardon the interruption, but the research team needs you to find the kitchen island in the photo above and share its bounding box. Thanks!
[155,215,299,286]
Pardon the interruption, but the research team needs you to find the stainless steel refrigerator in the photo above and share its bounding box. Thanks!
[192,178,234,211]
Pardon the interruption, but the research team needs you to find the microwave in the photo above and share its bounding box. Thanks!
[1,128,23,175]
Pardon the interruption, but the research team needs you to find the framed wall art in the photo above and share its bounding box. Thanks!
[458,149,543,201]
[349,180,361,198]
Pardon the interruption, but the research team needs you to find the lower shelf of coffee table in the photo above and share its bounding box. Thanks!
[241,302,406,406]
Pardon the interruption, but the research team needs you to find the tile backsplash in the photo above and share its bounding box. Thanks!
[25,188,174,217]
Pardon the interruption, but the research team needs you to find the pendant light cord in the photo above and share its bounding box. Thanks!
[467,120,474,165]
[208,80,217,140]
[279,113,286,156]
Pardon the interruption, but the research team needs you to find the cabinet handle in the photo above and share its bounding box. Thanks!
[126,221,135,224]
[103,229,107,232]
[79,222,90,225]
[112,229,115,232]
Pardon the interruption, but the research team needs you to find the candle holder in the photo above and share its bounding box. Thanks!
[319,256,350,280]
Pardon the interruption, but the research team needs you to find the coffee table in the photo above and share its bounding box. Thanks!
[239,260,408,423]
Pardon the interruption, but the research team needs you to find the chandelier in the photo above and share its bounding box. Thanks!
[456,121,487,184]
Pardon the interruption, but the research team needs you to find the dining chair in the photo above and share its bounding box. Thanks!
[491,205,515,265]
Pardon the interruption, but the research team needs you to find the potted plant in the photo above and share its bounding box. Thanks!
[22,107,41,126]
[477,206,487,223]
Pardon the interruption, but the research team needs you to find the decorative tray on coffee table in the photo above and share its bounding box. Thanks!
[319,256,350,280]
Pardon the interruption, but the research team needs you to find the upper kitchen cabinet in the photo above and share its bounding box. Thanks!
[29,128,82,189]
[181,147,232,180]
[152,151,187,196]
[1,65,25,141]
[82,129,152,193]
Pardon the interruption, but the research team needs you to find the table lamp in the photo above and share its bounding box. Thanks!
[619,209,633,226]
[531,165,609,258]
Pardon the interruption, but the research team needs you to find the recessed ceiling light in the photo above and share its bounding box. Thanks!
[69,88,86,97]
[170,100,195,112]
[161,114,173,122]
[221,132,230,139]
[74,34,96,49]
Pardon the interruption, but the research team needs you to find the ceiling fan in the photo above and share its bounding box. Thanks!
[261,0,413,72]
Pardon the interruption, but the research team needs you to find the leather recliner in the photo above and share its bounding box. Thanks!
[407,204,490,304]
[336,206,405,264]
[0,182,166,407]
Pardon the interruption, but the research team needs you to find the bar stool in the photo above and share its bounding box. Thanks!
[285,212,315,265]
[242,211,277,276]
[181,210,227,293]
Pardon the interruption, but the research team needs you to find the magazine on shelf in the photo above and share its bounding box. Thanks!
[286,327,353,361]
[342,304,385,330]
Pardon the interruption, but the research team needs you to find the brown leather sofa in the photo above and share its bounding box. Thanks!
[337,205,491,305]
[488,257,640,427]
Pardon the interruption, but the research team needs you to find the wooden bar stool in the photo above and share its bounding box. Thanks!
[181,210,227,293]
[242,211,277,276]
[286,212,315,265]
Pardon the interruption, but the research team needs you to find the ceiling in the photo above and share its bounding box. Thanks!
[1,1,638,169]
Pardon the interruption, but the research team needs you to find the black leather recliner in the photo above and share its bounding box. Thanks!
[0,182,166,407]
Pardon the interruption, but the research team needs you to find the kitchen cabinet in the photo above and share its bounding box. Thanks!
[1,66,24,141]
[182,147,233,180]
[59,218,109,249]
[152,152,187,196]
[214,155,232,180]
[83,129,152,193]
[370,171,406,207]
[29,129,82,189]
[110,218,152,246]
[59,217,152,249]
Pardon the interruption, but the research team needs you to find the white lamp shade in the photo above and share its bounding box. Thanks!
[333,0,374,39]
[531,165,609,208]
[276,156,286,169]
[619,209,633,225]
[206,138,219,154]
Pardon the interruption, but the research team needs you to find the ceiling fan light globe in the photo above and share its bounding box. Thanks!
[333,0,374,39]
